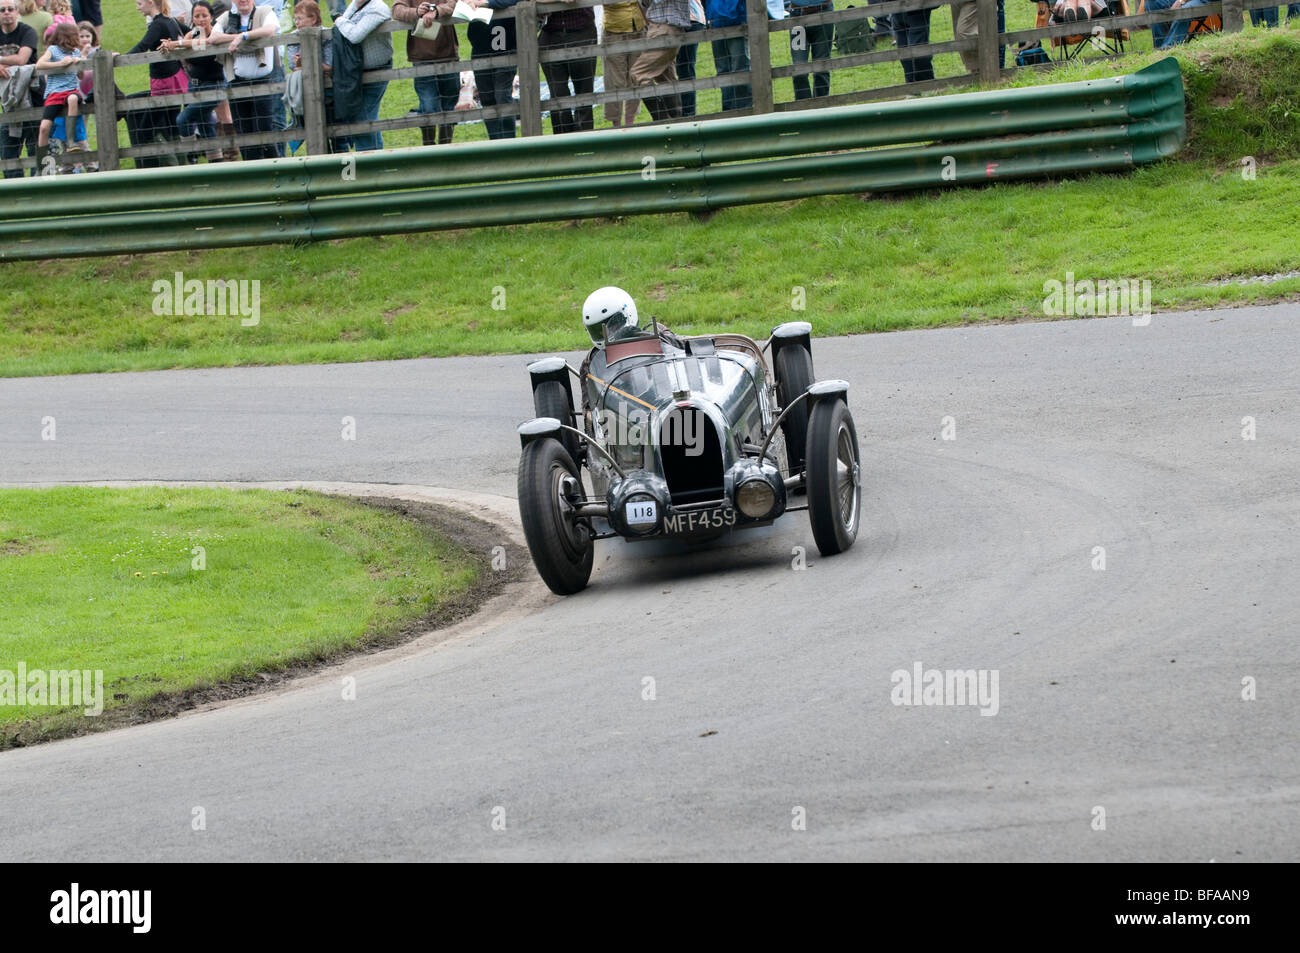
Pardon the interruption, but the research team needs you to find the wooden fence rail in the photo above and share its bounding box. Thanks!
[0,0,1268,175]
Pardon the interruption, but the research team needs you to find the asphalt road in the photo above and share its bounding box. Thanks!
[1,304,1297,861]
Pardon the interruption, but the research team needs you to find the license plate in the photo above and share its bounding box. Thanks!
[663,506,737,534]
[625,500,658,525]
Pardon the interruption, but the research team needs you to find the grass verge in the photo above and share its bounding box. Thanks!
[0,486,504,748]
[1,28,1297,378]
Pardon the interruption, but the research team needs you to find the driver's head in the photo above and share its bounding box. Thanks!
[582,286,639,348]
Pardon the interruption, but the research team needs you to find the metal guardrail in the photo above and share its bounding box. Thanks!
[0,58,1184,261]
[0,0,1228,175]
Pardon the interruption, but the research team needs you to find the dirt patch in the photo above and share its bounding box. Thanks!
[0,497,528,751]
[1,537,51,557]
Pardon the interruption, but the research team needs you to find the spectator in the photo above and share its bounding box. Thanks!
[33,18,81,168]
[632,0,688,121]
[463,0,519,140]
[674,0,704,117]
[126,0,188,96]
[1145,0,1210,48]
[0,0,40,177]
[18,0,51,52]
[391,0,457,145]
[211,0,279,158]
[704,0,748,112]
[332,0,391,150]
[602,0,644,127]
[253,0,286,155]
[161,0,231,160]
[42,0,72,42]
[788,0,833,101]
[538,0,596,134]
[74,0,101,27]
[170,0,193,25]
[949,0,1003,75]
[283,0,332,151]
[891,2,933,84]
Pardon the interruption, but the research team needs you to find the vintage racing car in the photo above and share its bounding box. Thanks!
[516,287,862,595]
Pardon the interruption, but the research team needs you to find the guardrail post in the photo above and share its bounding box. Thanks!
[300,26,329,155]
[976,0,1000,85]
[92,49,119,171]
[746,0,773,114]
[517,2,543,137]
[1221,0,1243,31]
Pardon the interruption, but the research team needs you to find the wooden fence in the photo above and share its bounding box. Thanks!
[0,0,1273,174]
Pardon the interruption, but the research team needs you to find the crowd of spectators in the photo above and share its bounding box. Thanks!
[1,0,1295,175]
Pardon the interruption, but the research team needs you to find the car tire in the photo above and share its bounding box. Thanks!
[775,344,814,476]
[805,397,862,557]
[518,437,594,595]
[533,379,582,465]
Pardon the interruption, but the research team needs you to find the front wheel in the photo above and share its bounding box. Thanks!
[518,437,594,595]
[805,398,862,557]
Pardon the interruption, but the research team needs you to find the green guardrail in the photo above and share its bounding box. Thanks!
[0,59,1184,261]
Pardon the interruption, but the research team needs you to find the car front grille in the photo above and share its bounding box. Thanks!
[660,407,725,506]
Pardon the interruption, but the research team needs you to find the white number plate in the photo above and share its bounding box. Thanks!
[626,501,658,525]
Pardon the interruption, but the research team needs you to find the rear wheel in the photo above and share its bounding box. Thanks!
[533,379,581,465]
[775,345,814,476]
[806,398,862,556]
[518,437,594,595]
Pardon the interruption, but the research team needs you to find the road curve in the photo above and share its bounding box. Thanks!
[0,304,1297,861]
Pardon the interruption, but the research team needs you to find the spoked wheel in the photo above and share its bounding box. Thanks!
[518,437,594,595]
[805,398,862,556]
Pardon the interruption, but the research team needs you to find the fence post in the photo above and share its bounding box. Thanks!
[1221,0,1243,32]
[746,0,773,113]
[517,2,543,136]
[976,0,999,84]
[300,26,329,155]
[92,50,119,171]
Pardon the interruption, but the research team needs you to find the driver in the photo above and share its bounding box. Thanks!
[581,286,683,350]
[578,286,684,420]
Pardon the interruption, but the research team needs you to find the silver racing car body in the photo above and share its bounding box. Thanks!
[516,320,862,595]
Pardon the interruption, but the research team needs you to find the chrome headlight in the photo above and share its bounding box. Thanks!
[736,479,777,519]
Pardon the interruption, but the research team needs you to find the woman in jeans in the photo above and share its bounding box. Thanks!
[538,0,596,134]
[161,0,231,161]
[210,0,279,160]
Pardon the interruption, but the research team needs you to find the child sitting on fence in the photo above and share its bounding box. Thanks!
[34,21,86,172]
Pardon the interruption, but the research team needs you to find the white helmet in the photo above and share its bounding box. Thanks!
[582,286,639,347]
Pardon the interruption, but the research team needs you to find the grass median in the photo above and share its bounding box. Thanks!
[0,28,1296,378]
[0,486,494,747]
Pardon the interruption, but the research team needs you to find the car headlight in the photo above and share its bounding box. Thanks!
[736,479,776,519]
